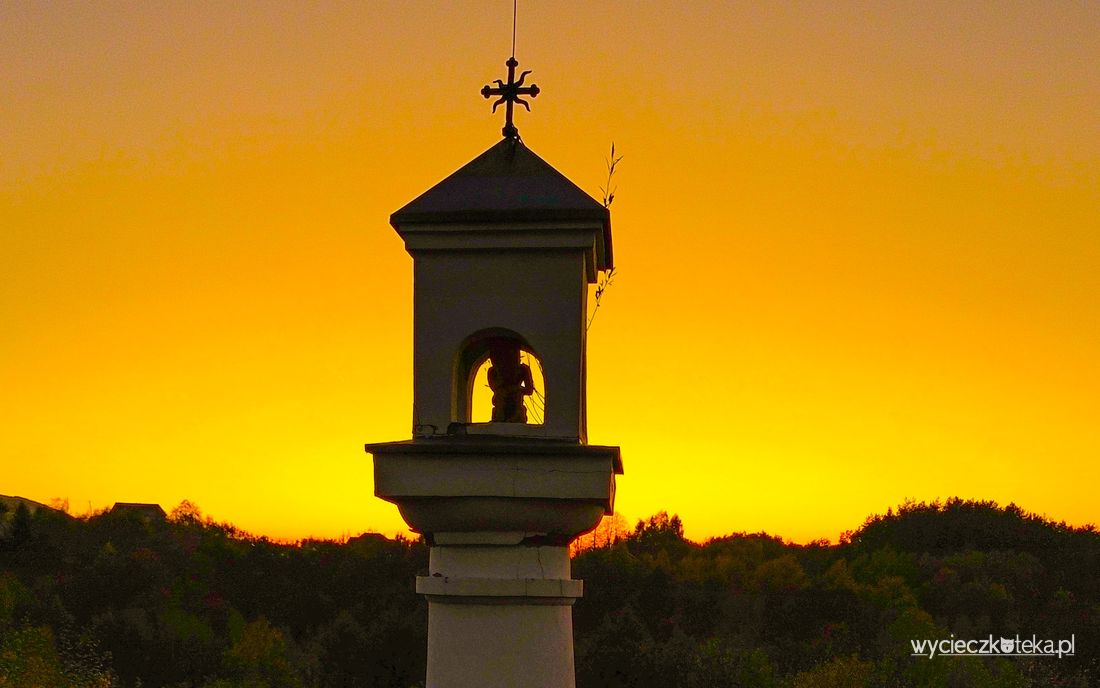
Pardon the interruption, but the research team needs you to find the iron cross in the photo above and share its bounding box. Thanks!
[481,57,540,139]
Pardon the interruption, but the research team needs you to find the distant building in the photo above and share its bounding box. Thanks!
[0,494,49,516]
[110,502,166,521]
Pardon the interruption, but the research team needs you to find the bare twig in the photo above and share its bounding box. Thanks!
[589,143,622,332]
[599,142,623,209]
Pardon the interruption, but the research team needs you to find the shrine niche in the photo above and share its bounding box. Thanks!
[455,329,545,425]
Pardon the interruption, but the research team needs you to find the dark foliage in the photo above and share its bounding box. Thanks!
[572,501,1098,688]
[0,506,427,687]
[1,499,1096,687]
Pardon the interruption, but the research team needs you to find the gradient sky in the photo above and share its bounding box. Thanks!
[2,2,1097,543]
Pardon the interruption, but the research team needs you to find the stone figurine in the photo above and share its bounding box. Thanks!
[487,341,535,422]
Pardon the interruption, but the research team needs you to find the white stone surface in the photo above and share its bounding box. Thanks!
[411,246,591,441]
[371,445,617,538]
[416,544,582,687]
[426,602,576,688]
[374,452,616,501]
[431,544,570,579]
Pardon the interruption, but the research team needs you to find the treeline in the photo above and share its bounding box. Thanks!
[0,501,425,687]
[0,498,1096,687]
[573,503,1097,687]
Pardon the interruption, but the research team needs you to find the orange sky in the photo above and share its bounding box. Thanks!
[2,2,1098,543]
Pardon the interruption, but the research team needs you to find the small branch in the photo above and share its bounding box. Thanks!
[599,142,624,210]
[589,142,623,332]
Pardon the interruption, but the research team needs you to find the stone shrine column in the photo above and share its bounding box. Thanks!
[366,63,620,687]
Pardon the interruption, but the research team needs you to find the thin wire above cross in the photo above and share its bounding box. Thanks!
[482,57,540,139]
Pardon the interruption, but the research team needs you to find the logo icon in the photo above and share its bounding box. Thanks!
[999,637,1016,654]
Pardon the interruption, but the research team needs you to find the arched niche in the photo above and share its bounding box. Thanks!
[454,328,545,426]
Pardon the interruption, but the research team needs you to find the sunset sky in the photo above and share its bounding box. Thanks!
[2,2,1097,543]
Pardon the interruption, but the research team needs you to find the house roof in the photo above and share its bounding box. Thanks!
[110,502,166,518]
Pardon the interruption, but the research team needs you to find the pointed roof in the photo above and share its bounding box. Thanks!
[391,138,613,269]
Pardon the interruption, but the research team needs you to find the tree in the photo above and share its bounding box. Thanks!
[169,499,204,524]
[9,501,32,549]
[571,512,629,556]
[626,511,690,558]
[0,625,118,688]
[223,617,305,688]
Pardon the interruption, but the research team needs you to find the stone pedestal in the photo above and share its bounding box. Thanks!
[367,438,621,688]
[420,544,578,688]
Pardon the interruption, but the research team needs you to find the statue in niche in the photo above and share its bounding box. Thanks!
[487,340,535,423]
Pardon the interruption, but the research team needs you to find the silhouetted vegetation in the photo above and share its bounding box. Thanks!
[575,502,1097,687]
[1,498,1096,687]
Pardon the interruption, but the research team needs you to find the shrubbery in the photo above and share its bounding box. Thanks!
[1,499,1096,687]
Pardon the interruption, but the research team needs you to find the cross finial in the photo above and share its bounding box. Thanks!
[481,57,540,139]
